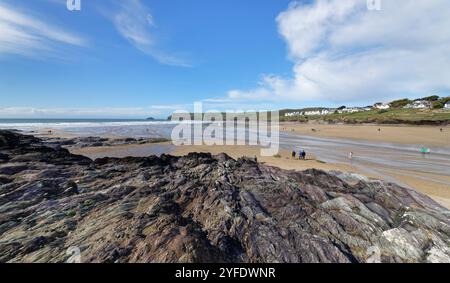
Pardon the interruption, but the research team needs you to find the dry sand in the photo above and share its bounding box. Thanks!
[281,123,450,147]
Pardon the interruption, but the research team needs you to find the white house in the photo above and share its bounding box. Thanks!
[404,100,432,109]
[373,103,390,110]
[445,103,450,109]
[338,107,367,114]
[285,109,334,117]
[285,112,301,117]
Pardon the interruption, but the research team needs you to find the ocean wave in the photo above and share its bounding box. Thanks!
[0,120,205,129]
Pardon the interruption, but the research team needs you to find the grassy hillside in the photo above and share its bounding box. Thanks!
[281,108,450,125]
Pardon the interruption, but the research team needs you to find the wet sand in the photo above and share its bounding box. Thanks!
[70,142,174,160]
[34,129,122,139]
[281,123,450,147]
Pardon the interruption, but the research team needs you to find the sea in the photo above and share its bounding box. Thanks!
[0,119,179,139]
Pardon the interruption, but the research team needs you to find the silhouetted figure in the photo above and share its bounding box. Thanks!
[440,128,443,133]
[378,128,381,132]
[292,151,296,159]
[48,130,52,135]
[301,150,306,160]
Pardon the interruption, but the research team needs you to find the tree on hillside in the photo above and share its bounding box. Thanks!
[432,96,450,109]
[417,95,439,102]
[389,99,412,108]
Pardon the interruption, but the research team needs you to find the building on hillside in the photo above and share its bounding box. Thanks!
[373,103,390,110]
[284,112,301,117]
[404,100,432,109]
[285,109,334,117]
[307,109,335,116]
[285,106,372,117]
[444,103,450,109]
[337,107,368,114]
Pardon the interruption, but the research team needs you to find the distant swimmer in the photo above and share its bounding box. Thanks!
[419,147,431,155]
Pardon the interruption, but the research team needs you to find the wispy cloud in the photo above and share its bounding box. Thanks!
[227,0,450,104]
[0,1,86,58]
[111,0,191,67]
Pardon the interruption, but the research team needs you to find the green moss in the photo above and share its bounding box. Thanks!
[65,210,77,218]
[83,199,95,207]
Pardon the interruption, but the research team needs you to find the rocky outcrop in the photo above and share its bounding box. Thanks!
[0,130,449,263]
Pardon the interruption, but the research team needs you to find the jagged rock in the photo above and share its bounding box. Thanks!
[0,130,449,263]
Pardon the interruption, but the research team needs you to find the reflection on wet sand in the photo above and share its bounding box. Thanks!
[280,133,450,208]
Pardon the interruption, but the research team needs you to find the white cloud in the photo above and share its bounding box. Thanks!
[228,0,450,104]
[0,1,86,58]
[111,0,190,67]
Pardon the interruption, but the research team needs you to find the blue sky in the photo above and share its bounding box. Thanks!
[1,0,449,118]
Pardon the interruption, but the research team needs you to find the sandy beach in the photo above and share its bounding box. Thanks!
[27,122,449,210]
[280,123,450,147]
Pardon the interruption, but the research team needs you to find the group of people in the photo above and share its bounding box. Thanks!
[292,150,306,160]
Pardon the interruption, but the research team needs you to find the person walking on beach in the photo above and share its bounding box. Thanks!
[349,152,354,159]
[301,150,306,160]
[292,151,296,159]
